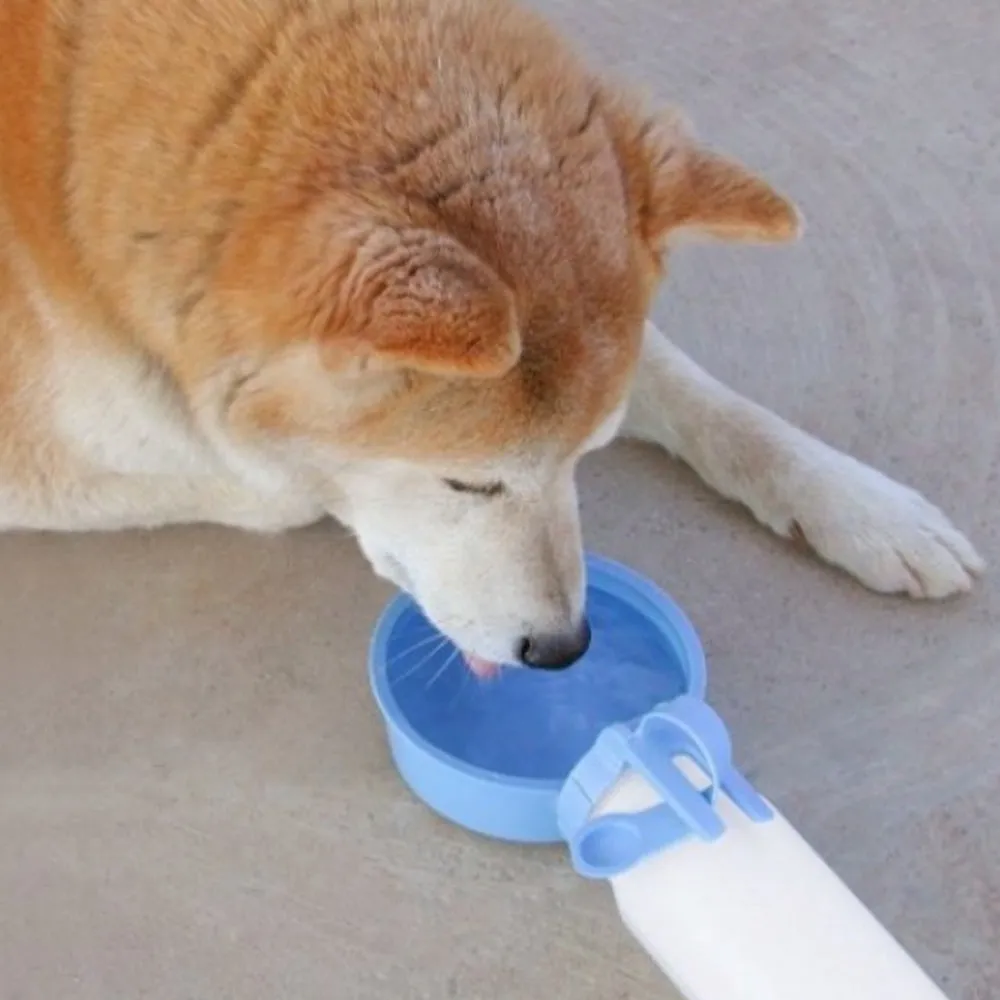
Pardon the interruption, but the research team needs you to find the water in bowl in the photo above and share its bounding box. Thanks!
[384,586,690,782]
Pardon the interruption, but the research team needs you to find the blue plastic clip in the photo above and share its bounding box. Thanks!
[557,695,773,880]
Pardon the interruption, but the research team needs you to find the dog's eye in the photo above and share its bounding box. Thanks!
[442,478,506,498]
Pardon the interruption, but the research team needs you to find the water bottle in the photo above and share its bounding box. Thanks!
[557,696,949,1000]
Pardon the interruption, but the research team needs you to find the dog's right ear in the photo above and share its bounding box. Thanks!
[223,210,520,381]
[294,223,521,380]
[603,94,801,250]
[337,227,521,379]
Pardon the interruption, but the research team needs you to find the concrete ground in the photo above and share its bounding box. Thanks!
[2,0,998,997]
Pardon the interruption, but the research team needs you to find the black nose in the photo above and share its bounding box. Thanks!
[518,620,592,671]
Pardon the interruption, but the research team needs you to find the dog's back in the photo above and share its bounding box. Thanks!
[0,0,649,526]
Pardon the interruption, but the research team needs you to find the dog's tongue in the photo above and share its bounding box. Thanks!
[463,653,501,678]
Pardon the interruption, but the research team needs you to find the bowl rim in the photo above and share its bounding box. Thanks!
[368,553,707,793]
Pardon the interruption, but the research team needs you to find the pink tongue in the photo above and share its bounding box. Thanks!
[463,653,501,678]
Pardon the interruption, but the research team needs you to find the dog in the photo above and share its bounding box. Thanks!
[0,0,983,673]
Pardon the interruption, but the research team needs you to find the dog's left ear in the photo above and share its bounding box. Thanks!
[604,96,801,249]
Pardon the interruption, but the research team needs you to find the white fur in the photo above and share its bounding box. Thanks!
[0,312,982,660]
[0,293,322,533]
[331,456,586,663]
[624,322,984,599]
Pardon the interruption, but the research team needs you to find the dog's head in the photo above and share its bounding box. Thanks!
[171,0,798,672]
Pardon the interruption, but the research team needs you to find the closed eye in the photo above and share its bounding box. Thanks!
[442,478,506,498]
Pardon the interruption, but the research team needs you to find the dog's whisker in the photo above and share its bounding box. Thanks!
[424,647,460,692]
[389,628,445,662]
[389,637,450,686]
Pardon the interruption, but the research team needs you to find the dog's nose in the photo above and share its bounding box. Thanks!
[518,620,592,670]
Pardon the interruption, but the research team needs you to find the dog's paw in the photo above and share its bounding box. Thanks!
[775,451,984,599]
[209,484,325,533]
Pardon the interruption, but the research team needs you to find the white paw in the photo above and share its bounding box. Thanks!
[774,451,984,599]
[214,487,325,534]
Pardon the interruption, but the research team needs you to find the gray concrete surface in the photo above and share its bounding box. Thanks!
[2,0,998,997]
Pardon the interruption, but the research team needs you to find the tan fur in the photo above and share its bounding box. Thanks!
[0,0,983,659]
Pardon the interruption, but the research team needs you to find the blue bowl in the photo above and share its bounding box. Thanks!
[369,553,706,843]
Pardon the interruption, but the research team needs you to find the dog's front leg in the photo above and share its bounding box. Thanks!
[621,321,983,598]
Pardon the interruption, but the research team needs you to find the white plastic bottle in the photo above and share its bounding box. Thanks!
[557,696,950,1000]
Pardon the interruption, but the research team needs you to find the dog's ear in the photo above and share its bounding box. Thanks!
[231,215,521,380]
[321,227,521,379]
[605,98,801,248]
